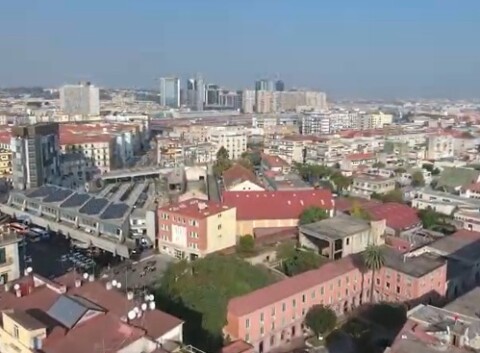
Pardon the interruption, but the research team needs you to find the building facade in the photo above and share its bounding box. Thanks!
[157,199,237,260]
[60,82,100,116]
[11,123,61,191]
[208,127,248,160]
[159,77,180,108]
[0,226,22,285]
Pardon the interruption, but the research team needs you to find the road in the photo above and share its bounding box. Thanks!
[207,165,221,202]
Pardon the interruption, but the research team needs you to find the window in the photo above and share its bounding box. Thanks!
[271,321,275,330]
[271,307,276,316]
[311,291,316,299]
[376,278,380,285]
[386,282,390,289]
[13,325,19,338]
[292,299,296,307]
[302,294,306,303]
[396,286,401,294]
[260,313,264,322]
[245,318,250,328]
[282,302,286,312]
[0,248,6,264]
[245,333,250,342]
[337,279,341,287]
[346,237,350,245]
[320,286,324,295]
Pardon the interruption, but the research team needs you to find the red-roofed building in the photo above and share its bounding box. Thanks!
[225,248,446,352]
[261,154,290,174]
[0,272,184,353]
[222,190,334,235]
[223,164,264,192]
[364,203,422,237]
[340,152,377,172]
[157,199,237,260]
[221,340,254,353]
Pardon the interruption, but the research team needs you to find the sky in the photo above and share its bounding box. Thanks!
[1,0,480,99]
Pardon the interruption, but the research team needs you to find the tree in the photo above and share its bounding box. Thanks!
[372,189,404,203]
[213,146,232,176]
[350,201,371,221]
[241,151,261,167]
[156,255,276,351]
[330,172,352,192]
[237,158,253,171]
[363,244,385,303]
[431,168,441,176]
[237,234,255,254]
[372,162,386,168]
[418,208,441,229]
[276,243,326,276]
[305,305,337,338]
[394,167,407,175]
[422,163,434,172]
[299,206,329,225]
[411,171,425,187]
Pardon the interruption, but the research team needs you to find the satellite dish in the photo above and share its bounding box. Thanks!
[112,280,118,286]
[13,284,20,290]
[83,273,89,280]
[26,267,33,274]
[134,307,140,313]
[141,303,147,311]
[144,295,150,302]
[149,294,155,301]
[127,310,136,320]
[116,282,122,289]
[149,302,156,310]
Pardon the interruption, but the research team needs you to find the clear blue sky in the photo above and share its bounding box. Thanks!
[1,0,479,99]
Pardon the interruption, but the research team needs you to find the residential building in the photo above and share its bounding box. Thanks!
[0,271,184,353]
[242,90,255,113]
[208,127,248,160]
[159,77,180,108]
[0,225,22,285]
[412,188,480,215]
[261,154,290,174]
[225,248,446,352]
[355,112,393,130]
[255,79,275,92]
[362,202,422,237]
[11,123,61,191]
[426,133,454,160]
[389,288,480,353]
[340,153,377,172]
[222,189,334,235]
[350,174,396,198]
[454,209,480,232]
[0,149,12,178]
[299,214,386,259]
[255,90,275,114]
[460,182,480,199]
[157,199,237,260]
[60,82,100,116]
[223,164,264,192]
[222,340,255,353]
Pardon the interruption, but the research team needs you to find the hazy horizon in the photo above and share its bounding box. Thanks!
[1,0,480,99]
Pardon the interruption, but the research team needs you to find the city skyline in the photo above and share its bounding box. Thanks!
[1,0,480,99]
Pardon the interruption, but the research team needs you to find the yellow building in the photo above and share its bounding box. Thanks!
[0,149,12,178]
[0,226,22,285]
[0,310,46,353]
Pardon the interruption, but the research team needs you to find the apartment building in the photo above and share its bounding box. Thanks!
[208,127,248,160]
[340,153,377,172]
[157,199,237,260]
[356,112,393,130]
[60,81,100,116]
[0,149,12,178]
[242,90,256,114]
[11,123,61,191]
[426,133,454,160]
[255,91,327,114]
[412,188,480,215]
[225,248,446,352]
[0,226,22,285]
[0,272,184,353]
[350,174,396,198]
[264,135,322,164]
[260,154,290,174]
[60,133,115,175]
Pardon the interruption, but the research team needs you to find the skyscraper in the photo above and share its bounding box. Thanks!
[60,82,100,116]
[255,79,275,92]
[11,123,61,190]
[186,76,205,111]
[159,77,180,108]
[275,80,285,92]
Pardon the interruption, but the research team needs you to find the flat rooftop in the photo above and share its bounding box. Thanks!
[443,287,480,318]
[299,214,370,240]
[383,247,445,278]
[159,198,233,219]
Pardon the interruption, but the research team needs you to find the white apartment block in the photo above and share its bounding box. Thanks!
[242,90,255,114]
[255,90,328,114]
[60,82,100,116]
[426,134,454,160]
[208,127,247,160]
[60,137,114,175]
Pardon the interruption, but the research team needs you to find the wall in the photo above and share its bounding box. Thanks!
[228,180,265,192]
[236,219,298,236]
[205,208,237,253]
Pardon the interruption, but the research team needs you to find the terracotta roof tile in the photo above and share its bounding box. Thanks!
[223,164,260,190]
[364,202,421,231]
[222,190,333,221]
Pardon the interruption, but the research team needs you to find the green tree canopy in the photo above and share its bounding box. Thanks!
[418,208,442,229]
[237,234,255,254]
[217,146,230,160]
[394,167,407,175]
[299,206,329,225]
[241,151,262,167]
[277,243,326,276]
[363,244,385,303]
[372,162,386,168]
[431,168,441,175]
[422,163,434,172]
[213,146,232,176]
[411,171,425,187]
[330,172,352,192]
[372,189,404,203]
[156,255,276,349]
[350,201,371,221]
[305,305,337,338]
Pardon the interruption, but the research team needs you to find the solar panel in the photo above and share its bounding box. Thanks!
[27,186,57,199]
[100,203,130,219]
[44,189,73,203]
[78,198,109,215]
[47,295,87,329]
[60,193,91,208]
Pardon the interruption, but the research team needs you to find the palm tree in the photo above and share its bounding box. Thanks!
[363,244,385,303]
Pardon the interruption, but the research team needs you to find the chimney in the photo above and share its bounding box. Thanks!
[127,291,134,300]
[74,279,82,288]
